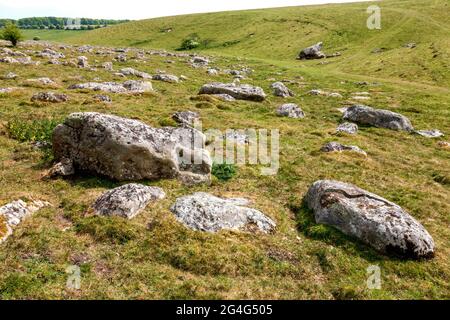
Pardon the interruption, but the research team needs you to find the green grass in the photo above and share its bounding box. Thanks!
[0,0,449,300]
[22,29,90,42]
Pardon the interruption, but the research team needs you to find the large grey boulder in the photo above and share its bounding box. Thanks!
[199,82,266,102]
[271,82,294,97]
[91,184,165,219]
[336,122,358,135]
[343,105,414,131]
[68,80,152,93]
[52,112,211,184]
[170,192,276,233]
[305,180,435,259]
[0,199,51,244]
[298,42,326,60]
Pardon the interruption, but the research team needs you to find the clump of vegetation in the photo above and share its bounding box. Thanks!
[0,215,8,240]
[212,163,237,181]
[74,216,138,244]
[178,33,201,50]
[7,118,60,143]
[1,22,24,46]
[32,36,40,41]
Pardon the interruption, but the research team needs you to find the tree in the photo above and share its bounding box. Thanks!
[1,22,23,46]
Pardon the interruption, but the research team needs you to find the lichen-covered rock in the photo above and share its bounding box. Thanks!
[213,93,235,102]
[337,122,358,134]
[31,92,68,103]
[321,142,367,156]
[0,199,51,244]
[271,82,294,97]
[276,103,305,119]
[172,111,200,127]
[305,180,435,259]
[119,67,151,79]
[77,56,89,68]
[93,94,112,103]
[69,81,152,93]
[91,184,165,219]
[152,73,179,83]
[170,192,276,233]
[343,105,414,131]
[298,42,326,60]
[52,112,211,184]
[199,82,266,102]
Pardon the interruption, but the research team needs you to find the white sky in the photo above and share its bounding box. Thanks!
[0,0,374,20]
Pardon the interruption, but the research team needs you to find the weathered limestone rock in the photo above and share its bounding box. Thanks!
[119,67,151,79]
[336,122,358,135]
[343,105,414,131]
[170,192,276,233]
[91,184,165,219]
[298,42,326,60]
[0,199,51,243]
[271,82,294,97]
[414,129,444,138]
[199,83,266,102]
[276,103,305,119]
[47,158,75,177]
[77,56,89,68]
[68,80,152,93]
[305,180,435,259]
[321,142,367,156]
[152,73,179,83]
[31,92,68,103]
[52,112,211,184]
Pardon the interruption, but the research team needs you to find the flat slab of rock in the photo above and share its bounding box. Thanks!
[31,92,68,103]
[170,192,276,233]
[321,142,366,156]
[91,184,165,219]
[276,103,305,119]
[69,80,152,93]
[343,105,414,131]
[152,73,179,83]
[199,82,266,102]
[414,129,444,138]
[52,112,211,184]
[119,67,151,79]
[298,42,326,60]
[0,199,50,243]
[271,82,294,97]
[305,180,435,259]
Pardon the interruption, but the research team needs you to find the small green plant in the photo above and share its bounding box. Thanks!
[7,118,60,143]
[1,22,23,46]
[212,163,237,181]
[178,33,200,50]
[32,36,41,41]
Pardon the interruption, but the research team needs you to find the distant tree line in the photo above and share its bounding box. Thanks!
[0,17,130,30]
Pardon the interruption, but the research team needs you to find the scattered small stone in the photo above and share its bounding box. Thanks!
[91,184,165,219]
[93,94,112,103]
[321,141,367,156]
[336,122,358,134]
[437,141,450,149]
[102,62,113,71]
[119,67,151,79]
[403,42,417,49]
[271,82,294,97]
[213,94,236,102]
[47,158,75,177]
[31,92,68,103]
[152,73,179,83]
[77,56,89,68]
[3,72,17,79]
[276,103,305,119]
[414,129,444,138]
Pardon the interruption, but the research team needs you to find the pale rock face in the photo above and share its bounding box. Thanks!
[321,142,367,156]
[77,56,89,68]
[52,112,212,184]
[298,42,326,60]
[170,192,276,233]
[199,82,266,102]
[172,111,200,127]
[119,67,151,79]
[276,103,305,119]
[336,122,358,135]
[305,180,435,259]
[343,105,414,131]
[31,92,68,103]
[68,81,152,93]
[91,184,165,219]
[0,199,51,243]
[414,129,444,138]
[47,158,75,177]
[152,73,179,83]
[271,82,294,97]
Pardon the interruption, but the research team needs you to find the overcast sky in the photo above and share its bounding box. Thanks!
[0,0,373,20]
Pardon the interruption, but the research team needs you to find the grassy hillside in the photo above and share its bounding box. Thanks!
[0,0,449,300]
[62,0,450,87]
